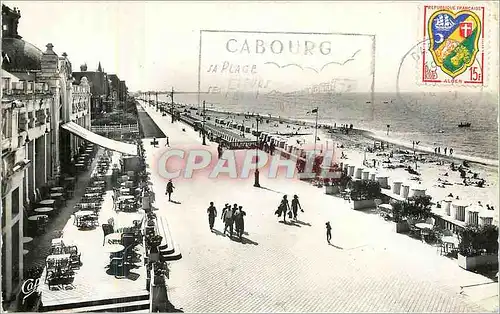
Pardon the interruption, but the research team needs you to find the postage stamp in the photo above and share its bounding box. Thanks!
[420,4,486,85]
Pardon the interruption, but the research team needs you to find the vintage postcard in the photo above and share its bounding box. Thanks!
[1,1,498,313]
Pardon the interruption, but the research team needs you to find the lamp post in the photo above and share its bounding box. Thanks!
[202,100,206,145]
[313,107,319,153]
[170,87,174,123]
[254,115,261,187]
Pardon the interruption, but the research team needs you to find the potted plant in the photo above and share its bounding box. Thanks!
[146,234,163,261]
[338,174,352,193]
[457,224,498,270]
[403,195,433,221]
[391,201,410,233]
[350,180,381,210]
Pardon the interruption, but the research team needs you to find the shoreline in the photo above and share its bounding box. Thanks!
[190,104,499,168]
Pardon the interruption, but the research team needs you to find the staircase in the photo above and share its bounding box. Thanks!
[40,292,150,313]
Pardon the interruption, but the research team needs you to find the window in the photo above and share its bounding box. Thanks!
[2,24,7,31]
[12,188,19,216]
[2,233,6,295]
[1,197,5,229]
[12,221,20,288]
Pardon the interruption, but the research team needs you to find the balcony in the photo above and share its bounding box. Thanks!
[2,137,11,152]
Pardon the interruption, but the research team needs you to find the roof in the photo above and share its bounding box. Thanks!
[1,37,43,72]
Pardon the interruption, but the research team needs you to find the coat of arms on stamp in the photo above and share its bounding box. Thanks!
[421,5,485,85]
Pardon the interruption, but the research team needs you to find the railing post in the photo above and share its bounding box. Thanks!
[149,263,154,312]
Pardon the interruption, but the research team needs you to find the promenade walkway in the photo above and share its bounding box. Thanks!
[138,100,497,313]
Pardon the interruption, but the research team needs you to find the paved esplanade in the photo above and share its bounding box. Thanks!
[138,100,494,313]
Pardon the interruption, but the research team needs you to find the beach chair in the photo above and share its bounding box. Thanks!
[374,199,382,215]
[102,224,114,245]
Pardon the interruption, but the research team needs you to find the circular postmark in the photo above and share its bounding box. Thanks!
[396,37,484,107]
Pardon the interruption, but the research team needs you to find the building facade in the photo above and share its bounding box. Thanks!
[1,4,91,302]
[72,63,111,115]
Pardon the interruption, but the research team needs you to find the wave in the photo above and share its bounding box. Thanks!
[360,129,499,167]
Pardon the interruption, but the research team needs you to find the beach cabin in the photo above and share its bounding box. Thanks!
[410,185,426,197]
[465,204,481,225]
[451,200,468,222]
[479,210,494,226]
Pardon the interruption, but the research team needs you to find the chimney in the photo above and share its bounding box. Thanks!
[80,63,88,71]
[41,43,59,74]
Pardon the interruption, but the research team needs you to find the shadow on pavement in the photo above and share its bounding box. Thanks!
[329,243,344,250]
[295,220,312,226]
[240,236,259,245]
[212,228,226,237]
[169,200,182,204]
[166,300,184,312]
[258,186,284,194]
[279,220,301,227]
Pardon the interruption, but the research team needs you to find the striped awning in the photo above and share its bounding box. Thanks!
[61,122,137,156]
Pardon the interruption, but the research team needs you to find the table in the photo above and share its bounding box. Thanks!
[75,210,94,218]
[50,187,64,193]
[38,200,55,206]
[23,249,29,255]
[415,223,433,230]
[120,188,130,194]
[118,196,134,201]
[103,244,124,253]
[23,237,33,244]
[51,238,65,247]
[27,214,48,221]
[35,207,54,214]
[105,233,123,245]
[379,204,392,211]
[442,236,459,246]
[46,254,71,264]
[50,192,64,199]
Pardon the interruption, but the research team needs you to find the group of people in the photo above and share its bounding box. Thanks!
[434,146,453,155]
[275,195,303,223]
[206,202,247,241]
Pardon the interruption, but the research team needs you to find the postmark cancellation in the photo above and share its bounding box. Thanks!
[419,4,489,86]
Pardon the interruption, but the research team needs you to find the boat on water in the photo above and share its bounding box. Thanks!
[458,122,471,128]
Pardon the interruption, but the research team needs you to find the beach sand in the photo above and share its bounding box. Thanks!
[177,104,499,222]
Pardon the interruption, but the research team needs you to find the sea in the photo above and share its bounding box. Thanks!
[158,92,499,164]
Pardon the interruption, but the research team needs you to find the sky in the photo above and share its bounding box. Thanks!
[5,1,498,94]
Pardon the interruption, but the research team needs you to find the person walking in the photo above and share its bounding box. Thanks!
[279,195,290,223]
[232,204,239,231]
[165,136,170,147]
[234,206,247,241]
[165,179,175,201]
[207,202,217,231]
[291,195,303,221]
[326,221,332,244]
[217,144,223,159]
[223,206,234,237]
[221,203,229,221]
